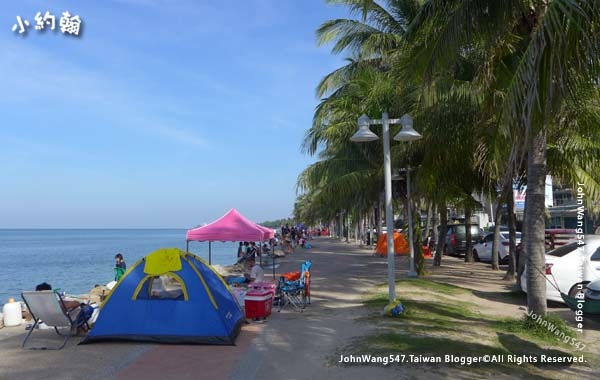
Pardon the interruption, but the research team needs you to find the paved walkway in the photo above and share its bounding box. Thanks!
[1,237,597,379]
[116,237,398,380]
[0,238,404,380]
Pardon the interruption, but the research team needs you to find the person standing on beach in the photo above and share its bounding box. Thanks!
[114,253,126,281]
[237,242,244,258]
[261,242,270,256]
[248,242,258,260]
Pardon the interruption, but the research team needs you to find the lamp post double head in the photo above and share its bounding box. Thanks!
[351,112,422,304]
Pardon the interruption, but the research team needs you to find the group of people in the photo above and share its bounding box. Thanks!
[280,224,311,249]
[236,241,275,260]
[237,241,258,260]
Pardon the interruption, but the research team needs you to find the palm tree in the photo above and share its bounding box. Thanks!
[312,1,493,273]
[403,0,600,315]
[298,64,400,237]
[409,79,487,264]
[300,1,422,250]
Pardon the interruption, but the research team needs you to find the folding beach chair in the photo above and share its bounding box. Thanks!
[277,260,312,312]
[276,276,306,312]
[21,291,81,350]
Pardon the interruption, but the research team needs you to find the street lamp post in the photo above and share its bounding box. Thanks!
[351,112,421,304]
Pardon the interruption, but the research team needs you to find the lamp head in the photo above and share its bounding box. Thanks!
[393,113,422,141]
[351,114,379,142]
[358,114,371,128]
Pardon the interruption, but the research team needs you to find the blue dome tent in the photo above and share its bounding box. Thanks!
[82,248,244,345]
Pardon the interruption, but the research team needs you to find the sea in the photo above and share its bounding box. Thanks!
[0,229,239,304]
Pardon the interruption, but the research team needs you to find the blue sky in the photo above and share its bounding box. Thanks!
[0,0,348,228]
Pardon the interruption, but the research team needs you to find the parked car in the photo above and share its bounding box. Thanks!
[521,235,600,303]
[473,231,522,263]
[441,224,482,256]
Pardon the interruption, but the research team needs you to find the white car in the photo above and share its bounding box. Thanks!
[521,235,600,303]
[472,232,522,263]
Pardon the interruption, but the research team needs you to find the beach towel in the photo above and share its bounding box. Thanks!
[227,276,247,285]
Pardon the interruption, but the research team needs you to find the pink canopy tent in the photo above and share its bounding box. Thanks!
[186,209,275,266]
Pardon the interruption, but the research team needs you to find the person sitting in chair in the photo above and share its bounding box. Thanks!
[245,259,264,283]
[22,282,82,323]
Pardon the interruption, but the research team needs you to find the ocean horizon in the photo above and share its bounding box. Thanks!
[0,229,240,304]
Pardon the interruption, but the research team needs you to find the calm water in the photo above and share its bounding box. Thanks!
[0,229,238,303]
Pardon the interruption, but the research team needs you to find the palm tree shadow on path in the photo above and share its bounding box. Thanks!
[497,333,574,369]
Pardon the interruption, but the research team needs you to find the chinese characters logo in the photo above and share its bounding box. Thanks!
[12,11,82,36]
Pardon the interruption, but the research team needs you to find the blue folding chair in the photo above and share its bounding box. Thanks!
[277,260,312,312]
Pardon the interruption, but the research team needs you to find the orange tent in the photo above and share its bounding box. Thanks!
[375,232,409,256]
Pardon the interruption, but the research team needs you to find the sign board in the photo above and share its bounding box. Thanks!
[513,175,553,210]
[513,182,526,210]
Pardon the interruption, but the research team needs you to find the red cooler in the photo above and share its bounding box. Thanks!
[244,290,273,319]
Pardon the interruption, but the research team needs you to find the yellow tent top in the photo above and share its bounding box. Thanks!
[144,248,183,275]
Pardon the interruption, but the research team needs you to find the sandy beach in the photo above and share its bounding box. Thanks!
[1,237,598,380]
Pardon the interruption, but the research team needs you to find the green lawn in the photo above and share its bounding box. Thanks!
[338,279,597,379]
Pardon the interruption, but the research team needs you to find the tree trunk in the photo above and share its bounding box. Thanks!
[525,130,548,316]
[464,204,474,263]
[414,205,425,275]
[363,212,368,246]
[357,215,361,244]
[491,211,501,270]
[345,214,349,242]
[357,215,361,246]
[431,205,439,251]
[367,204,375,246]
[434,202,447,266]
[517,199,527,284]
[491,181,510,270]
[504,184,518,281]
[424,201,433,242]
[377,194,383,244]
[332,218,337,238]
